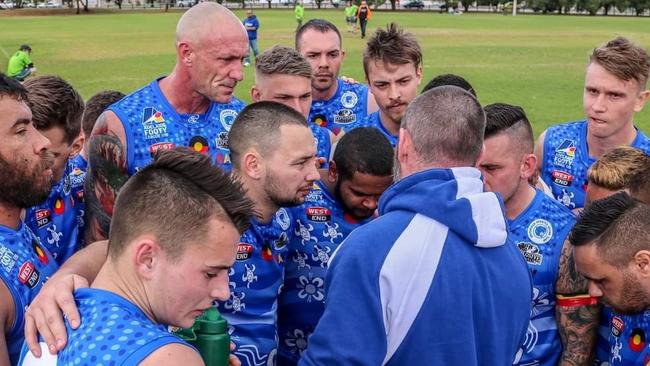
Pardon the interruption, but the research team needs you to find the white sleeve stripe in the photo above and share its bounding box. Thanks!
[379,214,448,365]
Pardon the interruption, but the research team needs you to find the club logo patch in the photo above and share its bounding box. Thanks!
[553,139,577,168]
[215,132,229,150]
[275,208,291,231]
[527,219,553,245]
[340,90,358,109]
[333,109,356,125]
[142,107,169,139]
[220,109,238,131]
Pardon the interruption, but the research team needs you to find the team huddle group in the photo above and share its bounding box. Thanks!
[1,2,650,366]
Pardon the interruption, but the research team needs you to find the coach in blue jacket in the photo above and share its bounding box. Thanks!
[299,86,532,365]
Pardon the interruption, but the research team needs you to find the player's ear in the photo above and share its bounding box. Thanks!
[327,161,339,183]
[521,153,537,180]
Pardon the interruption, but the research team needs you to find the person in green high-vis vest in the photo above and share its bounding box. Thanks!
[344,1,357,33]
[295,1,304,29]
[6,45,36,82]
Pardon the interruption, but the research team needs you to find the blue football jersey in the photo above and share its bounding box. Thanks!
[354,111,398,147]
[594,309,650,366]
[308,79,370,136]
[0,222,58,365]
[216,208,292,366]
[109,78,246,174]
[541,120,650,210]
[18,288,192,366]
[25,156,86,265]
[509,189,576,366]
[277,181,371,365]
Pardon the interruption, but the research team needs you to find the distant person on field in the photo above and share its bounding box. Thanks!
[295,1,304,29]
[356,0,371,39]
[6,45,36,82]
[344,1,356,32]
[242,9,260,67]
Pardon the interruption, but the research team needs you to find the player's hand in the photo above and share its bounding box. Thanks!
[24,273,89,357]
[340,75,360,84]
[229,342,241,366]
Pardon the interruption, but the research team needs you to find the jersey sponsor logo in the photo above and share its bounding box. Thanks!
[527,219,553,245]
[149,142,176,157]
[307,206,331,222]
[189,136,209,154]
[32,238,49,265]
[551,170,574,186]
[629,328,646,352]
[220,109,238,131]
[142,107,169,140]
[312,114,328,127]
[215,131,229,150]
[517,242,543,265]
[275,208,291,231]
[612,316,624,337]
[0,245,18,273]
[54,197,65,215]
[216,152,231,166]
[553,139,577,168]
[237,243,254,261]
[35,209,51,228]
[333,109,356,125]
[340,90,358,109]
[70,167,85,188]
[305,190,323,202]
[18,261,40,289]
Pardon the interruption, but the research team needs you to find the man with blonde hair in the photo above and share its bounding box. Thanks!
[586,146,650,205]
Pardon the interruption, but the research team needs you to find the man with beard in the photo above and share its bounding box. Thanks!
[251,46,333,165]
[85,2,248,244]
[296,19,378,136]
[0,74,59,365]
[300,86,531,365]
[354,23,422,147]
[277,127,393,365]
[22,102,319,366]
[478,103,597,366]
[571,192,650,365]
[23,76,86,265]
[535,37,650,211]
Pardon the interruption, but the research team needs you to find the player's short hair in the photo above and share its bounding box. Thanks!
[587,146,650,191]
[228,101,310,169]
[109,148,253,261]
[570,192,650,267]
[19,44,31,52]
[295,19,342,51]
[590,37,650,89]
[484,103,534,155]
[24,75,84,144]
[421,73,477,97]
[0,73,28,101]
[333,127,393,181]
[82,90,125,138]
[628,162,650,204]
[363,23,422,79]
[402,85,485,166]
[255,46,312,79]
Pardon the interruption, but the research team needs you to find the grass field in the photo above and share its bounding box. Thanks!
[1,9,650,135]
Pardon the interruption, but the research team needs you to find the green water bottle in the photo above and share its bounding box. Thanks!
[173,307,230,366]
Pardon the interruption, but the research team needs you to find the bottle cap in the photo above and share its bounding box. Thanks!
[196,307,228,334]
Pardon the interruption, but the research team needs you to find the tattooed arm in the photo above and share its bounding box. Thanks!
[83,110,129,243]
[556,239,600,366]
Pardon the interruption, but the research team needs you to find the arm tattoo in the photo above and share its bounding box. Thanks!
[556,242,600,366]
[84,118,128,243]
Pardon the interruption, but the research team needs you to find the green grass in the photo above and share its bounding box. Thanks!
[1,9,650,135]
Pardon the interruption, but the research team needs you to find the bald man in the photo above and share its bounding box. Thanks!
[84,2,248,244]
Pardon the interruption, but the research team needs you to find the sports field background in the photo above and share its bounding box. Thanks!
[1,9,649,136]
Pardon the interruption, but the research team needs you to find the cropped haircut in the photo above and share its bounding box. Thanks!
[82,90,125,138]
[255,46,312,79]
[0,73,28,101]
[484,103,534,155]
[421,73,477,97]
[590,37,650,89]
[108,148,253,261]
[24,75,84,144]
[228,101,309,170]
[333,127,394,181]
[363,23,422,79]
[295,19,342,51]
[570,192,650,267]
[402,86,485,166]
[587,146,650,190]
[627,160,650,204]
